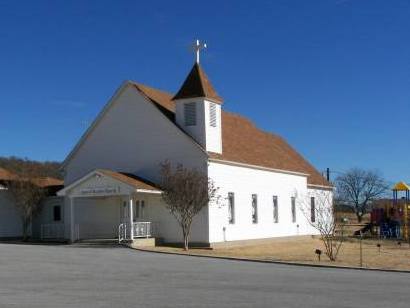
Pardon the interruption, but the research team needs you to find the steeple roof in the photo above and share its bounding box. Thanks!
[172,63,223,103]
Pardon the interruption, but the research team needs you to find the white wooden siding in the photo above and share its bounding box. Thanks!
[207,161,322,243]
[175,98,222,154]
[0,191,22,238]
[203,100,222,154]
[32,197,64,238]
[64,85,207,186]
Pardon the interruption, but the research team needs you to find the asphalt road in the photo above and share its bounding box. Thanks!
[0,243,408,308]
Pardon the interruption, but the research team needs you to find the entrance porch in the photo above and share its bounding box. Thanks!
[57,169,162,244]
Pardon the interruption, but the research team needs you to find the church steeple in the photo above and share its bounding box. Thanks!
[172,62,223,104]
[173,40,223,154]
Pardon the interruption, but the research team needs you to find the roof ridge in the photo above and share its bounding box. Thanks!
[131,81,173,97]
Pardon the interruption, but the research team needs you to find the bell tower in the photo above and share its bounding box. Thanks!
[172,40,223,154]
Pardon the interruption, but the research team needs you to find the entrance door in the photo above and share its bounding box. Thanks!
[120,199,129,224]
[134,200,147,222]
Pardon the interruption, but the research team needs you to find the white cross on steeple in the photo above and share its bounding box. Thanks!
[192,39,207,64]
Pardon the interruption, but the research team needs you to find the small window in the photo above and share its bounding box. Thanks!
[252,194,258,224]
[291,197,296,223]
[184,102,196,126]
[53,205,61,222]
[140,200,145,218]
[134,200,140,221]
[209,103,217,127]
[273,196,278,223]
[310,197,316,222]
[228,192,235,224]
[123,201,128,218]
[134,200,145,221]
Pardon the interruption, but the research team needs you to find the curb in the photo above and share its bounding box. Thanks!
[130,247,410,274]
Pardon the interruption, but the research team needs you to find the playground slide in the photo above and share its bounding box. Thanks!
[354,223,372,236]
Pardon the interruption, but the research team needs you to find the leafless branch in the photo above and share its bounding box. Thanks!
[335,168,389,222]
[297,189,345,261]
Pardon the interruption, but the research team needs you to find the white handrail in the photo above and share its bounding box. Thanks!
[132,222,152,238]
[118,223,127,243]
[118,222,153,243]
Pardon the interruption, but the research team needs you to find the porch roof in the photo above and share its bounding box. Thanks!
[95,169,159,191]
[57,169,161,197]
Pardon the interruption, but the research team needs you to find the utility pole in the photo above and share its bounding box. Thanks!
[359,231,363,267]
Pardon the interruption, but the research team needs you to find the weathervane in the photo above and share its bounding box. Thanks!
[192,39,207,63]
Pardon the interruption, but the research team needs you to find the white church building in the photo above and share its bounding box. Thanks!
[56,43,333,246]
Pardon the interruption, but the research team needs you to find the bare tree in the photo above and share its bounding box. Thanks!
[160,161,219,250]
[0,156,62,179]
[7,176,46,241]
[298,189,345,261]
[335,168,389,222]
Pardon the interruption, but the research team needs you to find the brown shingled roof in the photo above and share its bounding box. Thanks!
[135,84,330,187]
[31,177,63,188]
[97,169,159,191]
[172,63,223,103]
[0,167,16,181]
[208,113,329,186]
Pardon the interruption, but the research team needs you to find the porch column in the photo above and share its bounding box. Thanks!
[129,196,134,240]
[69,197,75,243]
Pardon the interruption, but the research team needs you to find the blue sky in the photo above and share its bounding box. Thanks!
[0,0,409,182]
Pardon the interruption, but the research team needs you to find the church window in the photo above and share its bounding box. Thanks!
[228,192,235,224]
[273,196,278,223]
[310,197,316,223]
[291,197,296,223]
[252,194,258,223]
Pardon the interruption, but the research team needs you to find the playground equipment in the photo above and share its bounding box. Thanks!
[370,181,410,240]
[393,182,410,240]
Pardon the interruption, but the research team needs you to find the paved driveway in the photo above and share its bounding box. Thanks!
[0,243,408,308]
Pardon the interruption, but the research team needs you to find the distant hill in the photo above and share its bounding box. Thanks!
[0,156,62,179]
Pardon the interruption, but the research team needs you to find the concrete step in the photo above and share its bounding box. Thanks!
[72,239,124,248]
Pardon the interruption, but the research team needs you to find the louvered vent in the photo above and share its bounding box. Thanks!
[184,102,196,126]
[209,102,217,127]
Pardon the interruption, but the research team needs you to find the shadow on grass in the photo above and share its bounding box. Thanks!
[156,242,213,250]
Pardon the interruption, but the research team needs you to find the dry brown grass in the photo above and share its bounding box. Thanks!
[148,236,410,271]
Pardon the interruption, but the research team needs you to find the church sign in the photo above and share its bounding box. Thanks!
[80,186,120,196]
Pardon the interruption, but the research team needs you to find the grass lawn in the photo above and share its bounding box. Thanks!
[145,236,410,271]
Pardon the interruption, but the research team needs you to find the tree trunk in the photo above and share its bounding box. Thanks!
[182,228,189,251]
[184,236,189,251]
[181,220,192,251]
[357,213,363,223]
